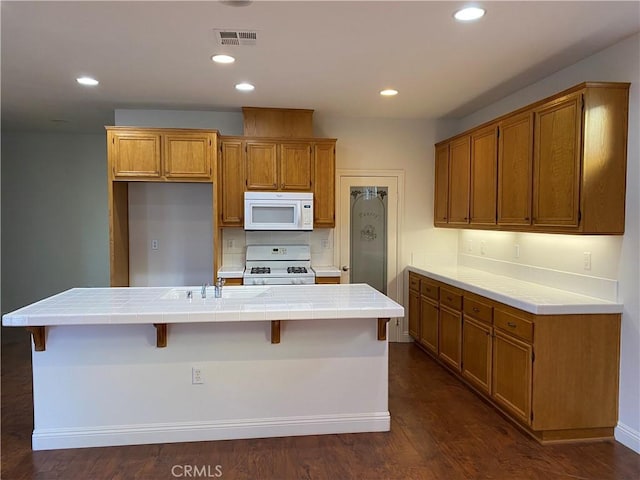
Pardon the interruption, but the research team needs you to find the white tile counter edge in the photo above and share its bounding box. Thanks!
[408,265,622,315]
[217,266,245,279]
[312,266,341,277]
[2,284,404,327]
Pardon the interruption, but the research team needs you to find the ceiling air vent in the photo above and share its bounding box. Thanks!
[214,29,257,46]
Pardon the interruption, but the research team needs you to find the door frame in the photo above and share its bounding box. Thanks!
[336,169,405,342]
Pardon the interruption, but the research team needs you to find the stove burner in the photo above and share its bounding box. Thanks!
[287,267,308,274]
[250,267,271,274]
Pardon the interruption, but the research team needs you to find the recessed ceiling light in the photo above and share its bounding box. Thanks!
[212,54,235,64]
[454,7,486,21]
[380,89,399,96]
[235,82,255,91]
[76,76,99,86]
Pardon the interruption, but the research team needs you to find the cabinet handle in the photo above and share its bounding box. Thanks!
[507,322,517,328]
[281,183,284,189]
[524,217,530,221]
[472,307,480,313]
[446,296,453,302]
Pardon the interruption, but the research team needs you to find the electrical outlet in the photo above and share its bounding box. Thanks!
[583,252,592,271]
[151,239,159,250]
[192,367,203,384]
[480,241,486,255]
[466,239,473,252]
[227,240,235,249]
[321,239,329,249]
[514,244,520,259]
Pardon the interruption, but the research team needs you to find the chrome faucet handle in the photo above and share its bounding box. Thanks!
[201,283,209,299]
[214,278,224,298]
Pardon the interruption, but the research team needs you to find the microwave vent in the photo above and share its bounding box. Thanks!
[214,29,258,46]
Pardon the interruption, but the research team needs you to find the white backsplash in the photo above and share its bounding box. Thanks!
[222,228,335,267]
[457,230,621,302]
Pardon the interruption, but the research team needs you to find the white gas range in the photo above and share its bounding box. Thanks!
[243,245,316,285]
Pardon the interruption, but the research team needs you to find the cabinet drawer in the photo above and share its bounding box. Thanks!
[420,279,439,301]
[409,273,421,293]
[463,297,493,324]
[494,309,533,343]
[440,288,462,311]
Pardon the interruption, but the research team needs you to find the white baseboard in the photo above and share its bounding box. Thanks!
[615,422,640,453]
[32,412,390,451]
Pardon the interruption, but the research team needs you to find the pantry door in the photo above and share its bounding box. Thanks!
[338,172,403,342]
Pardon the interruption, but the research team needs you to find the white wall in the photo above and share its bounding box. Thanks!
[128,183,213,287]
[444,32,640,452]
[314,115,459,270]
[114,109,243,135]
[1,133,110,314]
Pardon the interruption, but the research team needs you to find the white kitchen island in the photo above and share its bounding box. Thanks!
[2,284,404,451]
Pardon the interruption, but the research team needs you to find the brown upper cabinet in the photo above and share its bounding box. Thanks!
[245,141,279,190]
[448,136,471,225]
[497,112,533,226]
[218,138,246,226]
[219,136,336,228]
[242,107,314,138]
[313,141,336,228]
[246,141,313,191]
[434,82,630,234]
[107,127,217,182]
[470,125,498,226]
[434,144,450,226]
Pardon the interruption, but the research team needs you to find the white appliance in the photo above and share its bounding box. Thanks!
[244,192,313,231]
[243,245,316,285]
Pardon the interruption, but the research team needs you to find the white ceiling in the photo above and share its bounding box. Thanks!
[2,1,639,133]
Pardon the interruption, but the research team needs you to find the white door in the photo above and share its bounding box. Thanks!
[337,172,403,342]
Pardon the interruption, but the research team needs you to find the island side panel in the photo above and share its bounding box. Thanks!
[31,318,389,450]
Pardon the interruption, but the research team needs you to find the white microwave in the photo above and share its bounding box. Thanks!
[244,192,314,231]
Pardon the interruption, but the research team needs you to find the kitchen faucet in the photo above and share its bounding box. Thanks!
[215,277,225,298]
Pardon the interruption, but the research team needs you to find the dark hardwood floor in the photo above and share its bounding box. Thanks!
[2,326,638,480]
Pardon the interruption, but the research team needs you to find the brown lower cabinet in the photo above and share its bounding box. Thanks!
[407,270,621,444]
[315,276,340,284]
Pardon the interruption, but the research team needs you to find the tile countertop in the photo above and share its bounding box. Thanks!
[217,266,245,278]
[2,284,404,327]
[408,265,623,315]
[312,266,341,277]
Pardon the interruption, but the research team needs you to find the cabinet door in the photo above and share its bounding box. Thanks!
[498,113,533,226]
[218,139,245,226]
[420,297,439,354]
[470,126,497,225]
[533,92,583,228]
[313,142,336,227]
[164,132,213,179]
[111,131,161,179]
[246,141,278,190]
[448,136,471,225]
[462,316,492,394]
[408,289,420,339]
[280,143,312,190]
[492,330,532,425]
[439,304,462,371]
[434,144,449,226]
